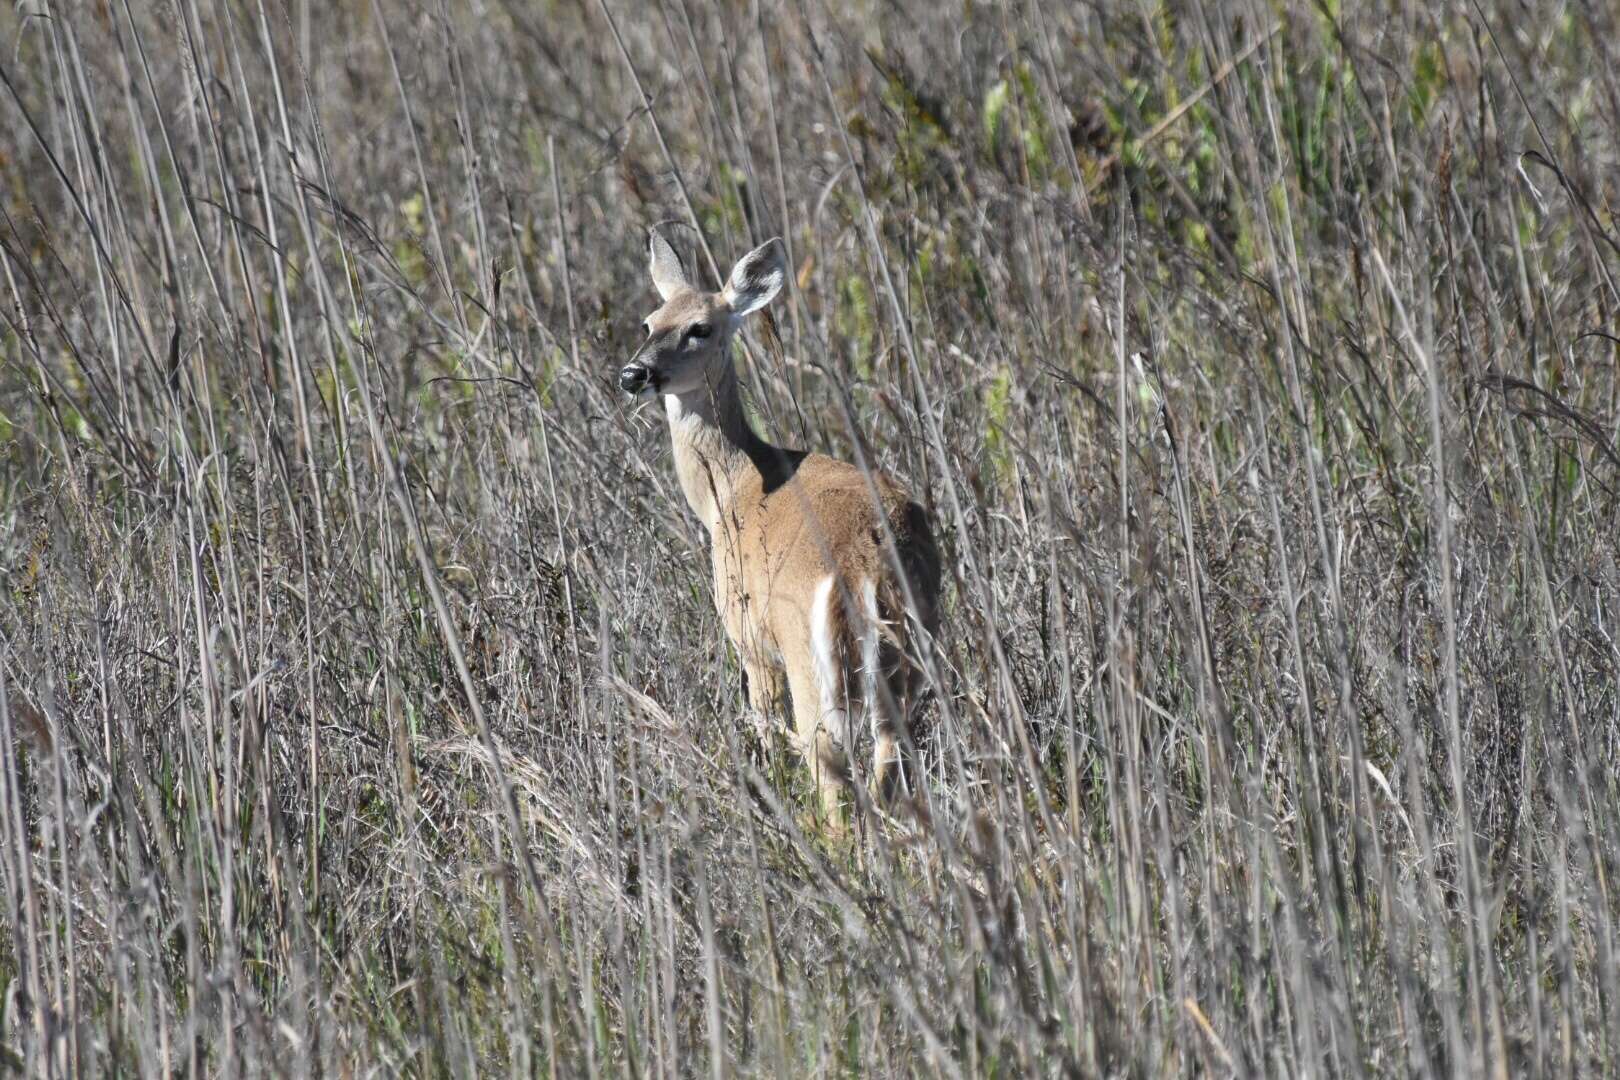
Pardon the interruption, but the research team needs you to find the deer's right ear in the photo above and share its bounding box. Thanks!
[648,231,690,301]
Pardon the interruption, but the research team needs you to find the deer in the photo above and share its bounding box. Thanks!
[619,231,942,825]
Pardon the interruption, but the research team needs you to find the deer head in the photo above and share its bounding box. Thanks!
[619,231,785,398]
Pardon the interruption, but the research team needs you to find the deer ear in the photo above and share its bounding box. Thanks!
[648,230,690,301]
[722,238,786,318]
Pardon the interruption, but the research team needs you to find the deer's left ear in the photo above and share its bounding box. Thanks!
[722,238,786,318]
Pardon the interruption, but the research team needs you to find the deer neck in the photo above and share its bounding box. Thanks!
[665,363,772,537]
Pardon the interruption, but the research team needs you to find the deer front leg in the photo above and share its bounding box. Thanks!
[721,579,783,747]
[741,655,786,746]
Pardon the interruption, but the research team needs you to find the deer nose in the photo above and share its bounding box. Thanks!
[619,364,653,394]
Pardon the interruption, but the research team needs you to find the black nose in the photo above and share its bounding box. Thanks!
[619,364,652,394]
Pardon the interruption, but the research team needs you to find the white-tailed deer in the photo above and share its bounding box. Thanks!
[620,231,941,823]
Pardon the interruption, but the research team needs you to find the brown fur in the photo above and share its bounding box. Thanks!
[623,234,942,822]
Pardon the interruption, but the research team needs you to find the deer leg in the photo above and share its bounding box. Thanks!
[869,672,919,809]
[786,666,851,828]
[859,583,913,810]
[741,655,786,745]
[871,644,928,813]
[872,720,906,807]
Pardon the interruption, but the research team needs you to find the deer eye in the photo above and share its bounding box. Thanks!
[685,323,711,341]
[641,320,652,337]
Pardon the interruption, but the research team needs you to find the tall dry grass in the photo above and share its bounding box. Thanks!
[2,0,1618,1074]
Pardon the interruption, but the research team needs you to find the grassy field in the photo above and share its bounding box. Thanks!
[3,0,1619,1074]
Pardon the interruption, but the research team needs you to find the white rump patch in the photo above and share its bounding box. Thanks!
[809,575,849,749]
